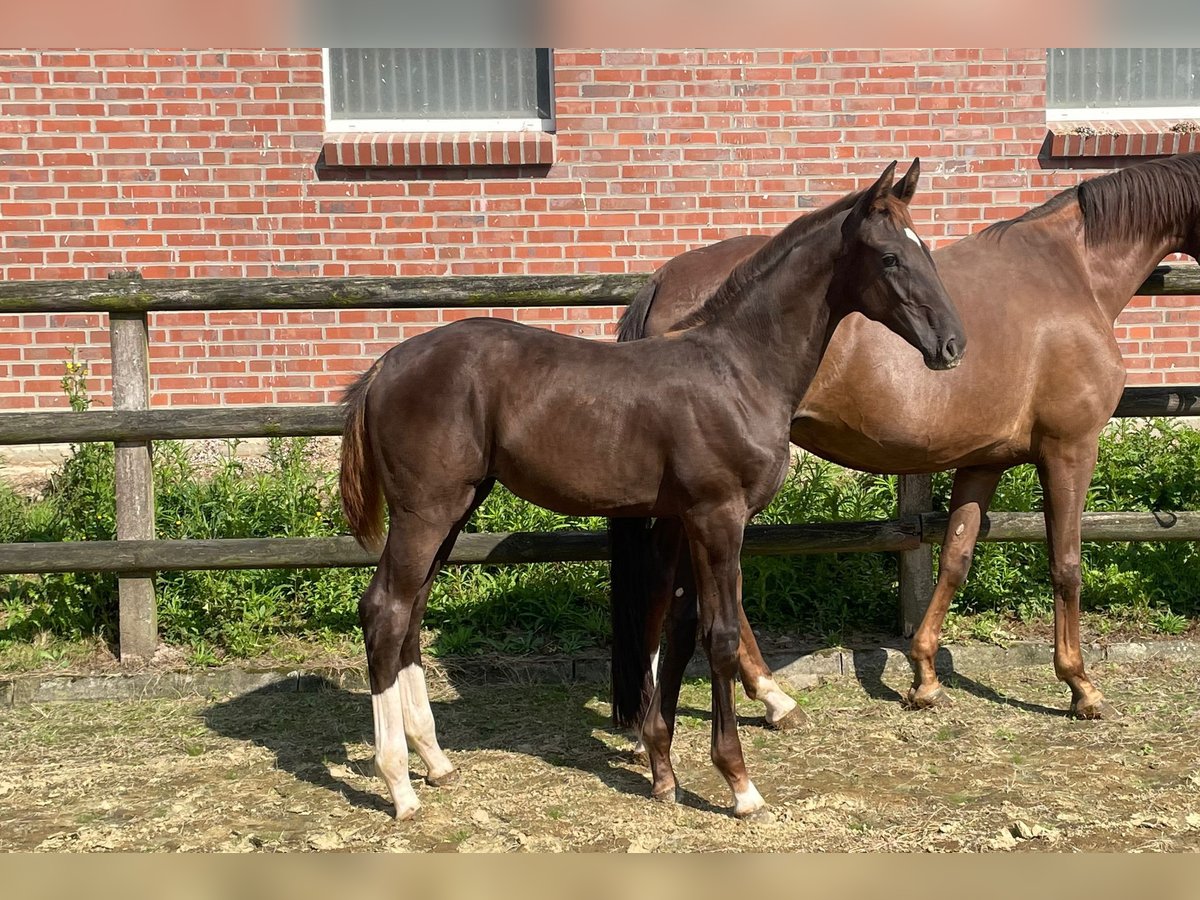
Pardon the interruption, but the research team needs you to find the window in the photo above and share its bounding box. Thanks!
[323,48,554,133]
[1047,48,1200,121]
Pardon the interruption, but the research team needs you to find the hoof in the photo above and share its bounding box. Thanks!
[736,806,775,824]
[1071,697,1119,720]
[393,800,421,822]
[765,706,808,731]
[650,786,679,805]
[425,768,458,787]
[904,685,950,710]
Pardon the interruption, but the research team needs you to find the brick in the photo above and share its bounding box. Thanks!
[0,47,1194,406]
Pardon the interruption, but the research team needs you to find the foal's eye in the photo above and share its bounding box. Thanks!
[882,253,898,268]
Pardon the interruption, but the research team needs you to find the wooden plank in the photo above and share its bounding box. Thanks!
[7,378,1200,447]
[0,520,917,575]
[922,510,1200,543]
[0,512,1195,575]
[1138,262,1200,297]
[110,310,156,662]
[0,263,1193,313]
[0,273,650,313]
[0,406,347,444]
[1114,386,1200,417]
[897,474,934,638]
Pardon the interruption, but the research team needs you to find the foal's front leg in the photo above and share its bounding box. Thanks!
[684,505,769,820]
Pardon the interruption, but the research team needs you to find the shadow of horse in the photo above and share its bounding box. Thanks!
[842,644,1067,718]
[202,676,726,817]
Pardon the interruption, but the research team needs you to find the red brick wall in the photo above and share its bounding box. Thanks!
[0,47,1195,409]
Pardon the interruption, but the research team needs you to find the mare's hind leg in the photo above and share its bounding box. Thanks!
[636,519,691,800]
[1039,443,1115,719]
[397,479,495,788]
[906,466,1004,709]
[734,606,804,730]
[631,518,684,763]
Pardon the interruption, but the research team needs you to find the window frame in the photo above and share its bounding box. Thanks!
[1046,48,1200,123]
[321,48,555,134]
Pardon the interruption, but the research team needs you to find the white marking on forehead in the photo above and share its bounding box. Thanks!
[904,227,923,247]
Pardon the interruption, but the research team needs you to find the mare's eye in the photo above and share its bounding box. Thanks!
[882,253,898,268]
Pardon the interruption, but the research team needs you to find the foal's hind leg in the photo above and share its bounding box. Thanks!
[362,504,477,819]
[906,466,1004,709]
[397,480,495,788]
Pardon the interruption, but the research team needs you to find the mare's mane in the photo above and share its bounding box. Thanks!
[982,153,1200,246]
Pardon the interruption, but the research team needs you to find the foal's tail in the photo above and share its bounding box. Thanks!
[340,362,386,553]
[610,276,660,729]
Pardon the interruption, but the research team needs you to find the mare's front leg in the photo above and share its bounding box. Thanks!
[1039,442,1115,719]
[906,466,1004,708]
[684,504,769,820]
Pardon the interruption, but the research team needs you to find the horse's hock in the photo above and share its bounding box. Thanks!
[0,265,1199,661]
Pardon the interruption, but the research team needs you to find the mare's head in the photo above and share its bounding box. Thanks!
[831,160,966,370]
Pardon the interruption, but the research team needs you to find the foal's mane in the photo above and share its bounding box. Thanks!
[671,189,865,330]
[982,152,1200,246]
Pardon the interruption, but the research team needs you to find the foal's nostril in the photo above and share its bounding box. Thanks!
[942,336,960,362]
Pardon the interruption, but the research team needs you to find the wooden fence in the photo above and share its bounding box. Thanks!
[2,265,1200,660]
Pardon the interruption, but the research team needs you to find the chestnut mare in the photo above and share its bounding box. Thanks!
[339,162,965,821]
[610,153,1200,741]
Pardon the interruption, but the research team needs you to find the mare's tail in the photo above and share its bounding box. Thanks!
[609,276,662,728]
[340,363,386,553]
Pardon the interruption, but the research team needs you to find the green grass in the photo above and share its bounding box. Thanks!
[2,376,1200,663]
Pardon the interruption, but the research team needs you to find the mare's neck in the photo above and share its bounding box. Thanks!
[696,223,845,410]
[1070,208,1189,324]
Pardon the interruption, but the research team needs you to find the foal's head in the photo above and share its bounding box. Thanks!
[832,160,966,370]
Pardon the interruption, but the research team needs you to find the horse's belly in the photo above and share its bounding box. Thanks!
[792,370,1033,473]
[496,462,658,519]
[792,412,1028,474]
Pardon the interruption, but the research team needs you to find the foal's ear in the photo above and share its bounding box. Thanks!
[892,158,920,205]
[857,160,898,216]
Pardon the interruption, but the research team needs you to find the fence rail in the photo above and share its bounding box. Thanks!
[0,511,1196,576]
[2,264,1198,659]
[0,262,1198,311]
[2,386,1200,445]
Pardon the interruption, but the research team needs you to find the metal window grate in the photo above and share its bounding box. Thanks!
[327,48,552,121]
[1047,48,1200,110]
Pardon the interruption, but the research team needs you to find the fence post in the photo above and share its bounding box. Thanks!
[898,473,934,638]
[108,278,156,661]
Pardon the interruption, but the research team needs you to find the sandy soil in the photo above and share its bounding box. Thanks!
[3,658,1200,852]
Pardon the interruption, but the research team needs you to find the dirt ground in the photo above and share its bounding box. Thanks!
[3,658,1200,852]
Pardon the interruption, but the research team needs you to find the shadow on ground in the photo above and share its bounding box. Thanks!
[202,677,725,817]
[843,646,1068,718]
[203,638,1070,817]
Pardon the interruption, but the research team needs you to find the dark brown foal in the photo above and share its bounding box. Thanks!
[340,161,965,821]
[612,152,1200,732]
